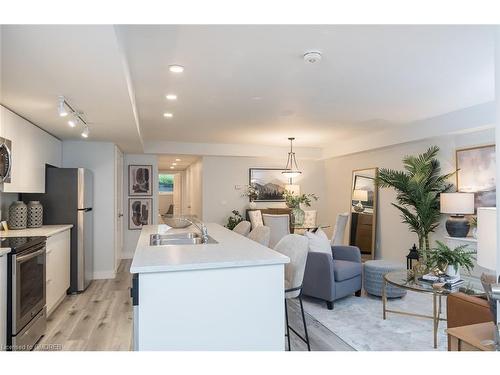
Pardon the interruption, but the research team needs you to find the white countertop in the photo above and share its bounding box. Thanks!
[0,248,10,256]
[0,224,73,238]
[130,223,289,274]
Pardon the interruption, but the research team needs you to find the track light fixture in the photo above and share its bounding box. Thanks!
[81,125,89,138]
[57,96,90,138]
[58,96,68,117]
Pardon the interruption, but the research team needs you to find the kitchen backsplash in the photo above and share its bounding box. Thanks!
[0,192,20,221]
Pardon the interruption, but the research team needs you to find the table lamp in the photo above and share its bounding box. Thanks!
[477,207,500,351]
[440,192,474,237]
[352,189,368,213]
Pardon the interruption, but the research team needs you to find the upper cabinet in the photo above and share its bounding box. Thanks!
[0,105,62,193]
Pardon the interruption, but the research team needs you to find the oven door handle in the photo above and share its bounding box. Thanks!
[16,248,45,263]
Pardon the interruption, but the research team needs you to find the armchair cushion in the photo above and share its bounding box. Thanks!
[332,245,362,263]
[333,260,362,281]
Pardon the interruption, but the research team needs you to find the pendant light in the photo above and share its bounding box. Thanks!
[282,137,302,178]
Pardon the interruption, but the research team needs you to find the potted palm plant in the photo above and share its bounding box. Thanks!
[377,146,455,266]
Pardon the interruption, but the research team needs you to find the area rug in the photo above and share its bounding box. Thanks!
[302,291,448,351]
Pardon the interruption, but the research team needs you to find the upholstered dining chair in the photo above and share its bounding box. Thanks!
[331,213,349,245]
[247,225,271,247]
[273,234,310,351]
[248,210,264,229]
[262,214,290,248]
[232,220,251,236]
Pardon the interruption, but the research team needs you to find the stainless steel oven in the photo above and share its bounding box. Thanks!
[6,236,47,350]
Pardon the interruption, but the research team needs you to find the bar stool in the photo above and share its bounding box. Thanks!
[273,234,310,351]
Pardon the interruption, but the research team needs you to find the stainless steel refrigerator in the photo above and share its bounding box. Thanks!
[24,167,93,293]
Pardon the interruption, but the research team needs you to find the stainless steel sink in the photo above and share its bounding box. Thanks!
[150,233,218,246]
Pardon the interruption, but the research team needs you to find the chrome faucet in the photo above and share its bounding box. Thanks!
[184,217,209,244]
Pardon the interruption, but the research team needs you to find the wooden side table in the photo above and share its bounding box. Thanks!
[447,322,496,351]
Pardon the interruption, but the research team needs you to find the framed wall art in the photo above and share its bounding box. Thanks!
[456,144,496,210]
[129,198,153,230]
[129,165,153,196]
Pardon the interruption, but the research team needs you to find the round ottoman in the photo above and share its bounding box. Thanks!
[364,260,407,298]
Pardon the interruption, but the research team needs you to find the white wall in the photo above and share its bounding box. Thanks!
[201,156,327,226]
[62,141,117,279]
[323,128,495,262]
[122,154,159,258]
[184,159,203,219]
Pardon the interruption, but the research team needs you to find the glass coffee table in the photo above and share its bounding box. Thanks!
[383,270,484,349]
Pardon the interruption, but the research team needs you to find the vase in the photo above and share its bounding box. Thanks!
[472,227,477,239]
[291,206,305,226]
[249,201,257,209]
[8,201,27,230]
[27,201,43,228]
[446,264,460,279]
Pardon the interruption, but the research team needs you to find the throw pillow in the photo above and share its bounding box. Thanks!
[304,228,332,255]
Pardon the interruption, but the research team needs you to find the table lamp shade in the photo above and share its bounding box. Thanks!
[284,184,300,196]
[440,193,475,214]
[477,207,497,270]
[353,189,368,201]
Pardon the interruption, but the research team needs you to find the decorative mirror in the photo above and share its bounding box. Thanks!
[349,168,378,260]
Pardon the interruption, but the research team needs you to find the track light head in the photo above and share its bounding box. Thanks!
[81,126,89,138]
[58,96,68,117]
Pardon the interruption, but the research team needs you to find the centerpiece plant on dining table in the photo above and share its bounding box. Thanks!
[283,190,318,226]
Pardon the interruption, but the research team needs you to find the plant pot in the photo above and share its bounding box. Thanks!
[471,227,477,239]
[291,206,305,226]
[248,201,257,209]
[446,264,460,279]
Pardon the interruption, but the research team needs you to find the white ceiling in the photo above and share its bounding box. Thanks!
[157,154,199,171]
[0,25,495,153]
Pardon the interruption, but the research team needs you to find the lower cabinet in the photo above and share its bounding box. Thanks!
[46,230,70,316]
[0,253,7,350]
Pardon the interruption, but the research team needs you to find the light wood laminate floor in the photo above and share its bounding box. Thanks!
[37,259,352,351]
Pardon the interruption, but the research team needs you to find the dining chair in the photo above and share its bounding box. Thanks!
[232,220,251,236]
[248,210,264,229]
[247,225,271,247]
[273,234,310,351]
[331,213,349,245]
[262,214,290,249]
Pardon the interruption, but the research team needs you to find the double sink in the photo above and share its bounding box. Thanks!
[150,232,218,246]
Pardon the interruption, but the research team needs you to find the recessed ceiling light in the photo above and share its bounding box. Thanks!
[169,65,184,73]
[68,119,76,128]
[166,94,177,101]
[175,158,181,162]
[172,163,177,166]
[163,113,173,118]
[170,166,175,169]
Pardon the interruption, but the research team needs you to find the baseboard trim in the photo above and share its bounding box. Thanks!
[93,270,116,280]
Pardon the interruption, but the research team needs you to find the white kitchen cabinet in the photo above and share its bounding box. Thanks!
[46,230,70,316]
[0,105,62,193]
[0,252,7,351]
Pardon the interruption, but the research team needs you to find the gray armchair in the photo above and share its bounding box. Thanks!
[302,245,362,310]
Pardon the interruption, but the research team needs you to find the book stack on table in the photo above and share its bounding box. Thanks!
[419,273,465,289]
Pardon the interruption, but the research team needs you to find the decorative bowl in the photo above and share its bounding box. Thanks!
[161,215,191,228]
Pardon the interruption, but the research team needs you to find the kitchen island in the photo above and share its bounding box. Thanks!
[130,223,289,351]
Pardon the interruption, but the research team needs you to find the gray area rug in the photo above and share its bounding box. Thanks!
[302,291,448,351]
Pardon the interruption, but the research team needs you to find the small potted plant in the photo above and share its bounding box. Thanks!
[426,241,475,278]
[242,184,259,208]
[283,190,318,226]
[225,210,243,230]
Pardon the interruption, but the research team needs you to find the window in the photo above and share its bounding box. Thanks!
[159,173,174,193]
